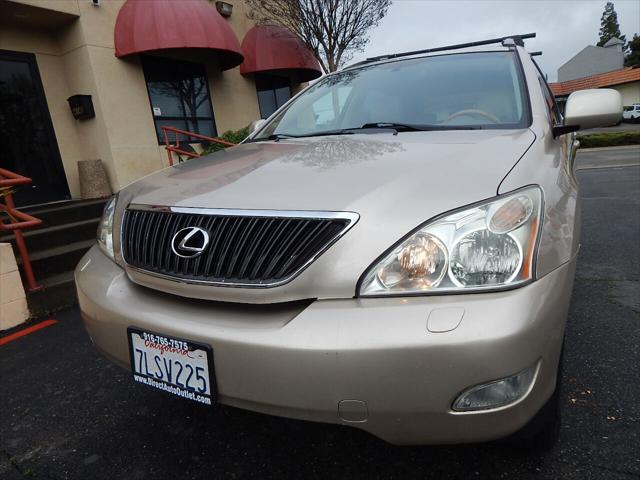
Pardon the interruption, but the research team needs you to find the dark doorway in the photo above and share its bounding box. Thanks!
[0,50,70,206]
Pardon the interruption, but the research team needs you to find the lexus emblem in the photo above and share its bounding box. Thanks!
[171,227,210,258]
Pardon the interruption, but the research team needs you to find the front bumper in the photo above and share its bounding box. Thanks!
[76,245,575,445]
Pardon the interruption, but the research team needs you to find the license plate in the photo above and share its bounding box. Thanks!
[127,328,215,406]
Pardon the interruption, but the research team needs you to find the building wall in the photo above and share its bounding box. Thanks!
[8,0,80,16]
[612,82,640,106]
[558,45,624,82]
[0,22,86,197]
[1,0,265,195]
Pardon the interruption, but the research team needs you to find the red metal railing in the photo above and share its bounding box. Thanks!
[0,168,43,293]
[161,126,236,166]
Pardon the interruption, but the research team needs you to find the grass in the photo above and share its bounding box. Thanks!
[578,131,640,148]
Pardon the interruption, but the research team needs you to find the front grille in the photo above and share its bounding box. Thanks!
[120,206,357,286]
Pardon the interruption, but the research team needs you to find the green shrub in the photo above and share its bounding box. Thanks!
[578,131,640,148]
[202,125,250,154]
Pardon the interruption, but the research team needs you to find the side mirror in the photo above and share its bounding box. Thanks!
[248,119,266,136]
[563,89,622,131]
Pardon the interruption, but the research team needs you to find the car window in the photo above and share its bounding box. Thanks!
[311,87,352,127]
[256,51,528,138]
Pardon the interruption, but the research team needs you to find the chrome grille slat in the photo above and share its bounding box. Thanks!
[227,218,258,277]
[275,220,329,279]
[261,219,309,280]
[120,206,357,287]
[237,218,273,279]
[214,217,241,278]
[155,213,170,268]
[203,217,228,276]
[140,212,151,266]
[250,219,292,280]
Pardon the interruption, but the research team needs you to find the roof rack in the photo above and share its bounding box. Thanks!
[347,32,536,69]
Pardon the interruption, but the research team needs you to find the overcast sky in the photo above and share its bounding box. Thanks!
[351,0,640,82]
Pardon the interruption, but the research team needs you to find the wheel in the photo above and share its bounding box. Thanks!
[506,343,565,450]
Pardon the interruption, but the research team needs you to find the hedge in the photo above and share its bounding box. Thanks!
[202,125,251,154]
[578,131,640,148]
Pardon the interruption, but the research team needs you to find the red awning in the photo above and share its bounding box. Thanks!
[240,26,322,81]
[114,0,243,70]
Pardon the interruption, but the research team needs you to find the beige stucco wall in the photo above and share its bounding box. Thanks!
[0,22,86,197]
[612,81,640,106]
[1,0,280,193]
[218,0,267,129]
[8,0,80,16]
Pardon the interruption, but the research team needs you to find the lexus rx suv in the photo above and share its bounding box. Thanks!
[75,36,622,446]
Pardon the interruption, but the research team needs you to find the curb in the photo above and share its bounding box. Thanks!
[578,145,640,152]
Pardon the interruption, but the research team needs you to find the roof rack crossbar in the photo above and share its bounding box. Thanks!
[349,32,536,68]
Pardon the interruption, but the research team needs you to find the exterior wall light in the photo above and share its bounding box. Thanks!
[67,95,95,120]
[215,1,233,17]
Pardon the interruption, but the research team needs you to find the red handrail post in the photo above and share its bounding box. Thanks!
[4,194,42,293]
[163,127,174,166]
[0,167,43,293]
[160,126,237,166]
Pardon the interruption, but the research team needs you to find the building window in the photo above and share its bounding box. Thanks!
[142,56,217,144]
[255,74,292,119]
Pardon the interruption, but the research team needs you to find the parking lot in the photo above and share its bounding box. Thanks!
[1,149,639,480]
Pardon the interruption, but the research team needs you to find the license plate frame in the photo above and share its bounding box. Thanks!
[127,327,216,406]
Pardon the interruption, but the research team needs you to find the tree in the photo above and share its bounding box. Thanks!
[244,0,392,73]
[624,33,640,66]
[597,2,626,47]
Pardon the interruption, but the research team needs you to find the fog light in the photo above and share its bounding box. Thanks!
[452,364,537,411]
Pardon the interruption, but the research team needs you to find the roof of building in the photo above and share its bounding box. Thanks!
[549,67,640,96]
[603,37,624,47]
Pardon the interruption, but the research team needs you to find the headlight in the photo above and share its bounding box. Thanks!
[358,186,542,296]
[97,194,117,260]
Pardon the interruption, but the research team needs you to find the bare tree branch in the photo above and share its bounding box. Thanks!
[245,0,392,72]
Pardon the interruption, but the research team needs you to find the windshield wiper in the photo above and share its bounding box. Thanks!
[359,122,483,132]
[249,122,483,142]
[248,130,356,142]
[360,122,426,132]
[277,123,482,138]
[247,133,300,143]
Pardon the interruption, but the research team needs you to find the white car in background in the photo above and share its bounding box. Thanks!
[623,104,640,122]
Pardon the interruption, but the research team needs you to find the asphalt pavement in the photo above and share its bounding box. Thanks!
[576,145,640,170]
[1,156,639,479]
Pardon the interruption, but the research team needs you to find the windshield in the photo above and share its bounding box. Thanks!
[254,51,528,139]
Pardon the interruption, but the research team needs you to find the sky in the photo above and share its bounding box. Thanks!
[351,0,640,82]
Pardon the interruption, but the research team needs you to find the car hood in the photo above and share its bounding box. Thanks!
[118,129,535,302]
